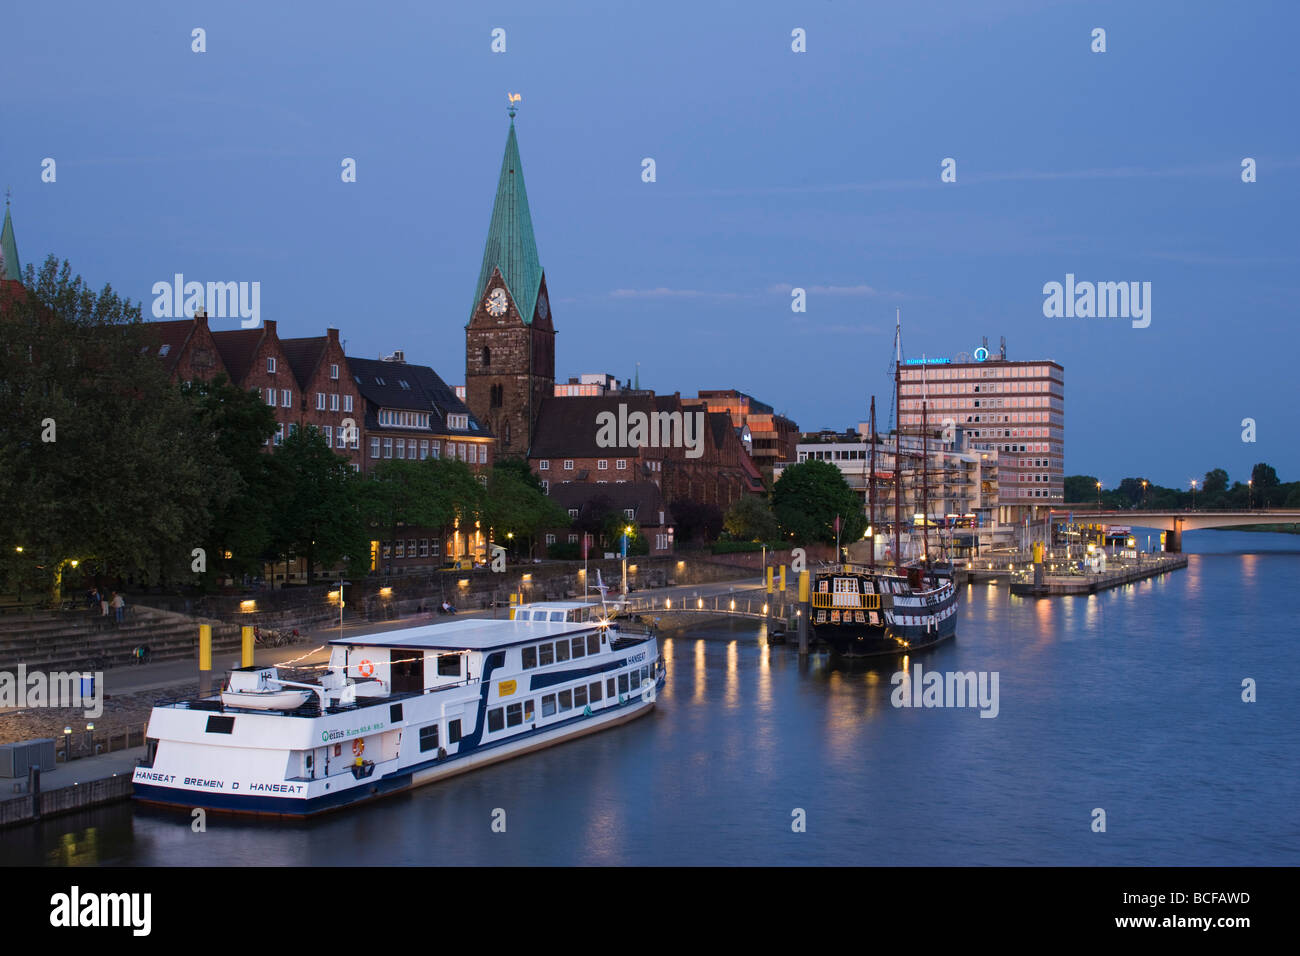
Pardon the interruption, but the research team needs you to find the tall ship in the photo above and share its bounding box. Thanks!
[810,314,959,658]
[132,601,664,817]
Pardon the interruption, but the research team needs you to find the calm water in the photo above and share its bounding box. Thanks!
[6,529,1298,866]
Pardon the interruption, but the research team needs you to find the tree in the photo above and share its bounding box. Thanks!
[268,427,367,584]
[180,374,278,582]
[1064,475,1101,503]
[1250,463,1279,505]
[723,494,780,542]
[771,459,866,545]
[1202,468,1228,496]
[0,256,214,600]
[671,499,724,544]
[482,462,567,558]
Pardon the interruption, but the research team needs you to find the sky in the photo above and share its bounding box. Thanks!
[3,0,1297,490]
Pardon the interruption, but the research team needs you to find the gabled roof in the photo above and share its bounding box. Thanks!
[278,335,328,391]
[1,204,21,282]
[145,319,200,375]
[472,119,543,324]
[210,328,266,384]
[347,357,491,438]
[530,394,663,459]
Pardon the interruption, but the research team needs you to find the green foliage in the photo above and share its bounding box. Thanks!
[771,459,866,545]
[710,540,766,554]
[722,494,780,543]
[267,427,366,583]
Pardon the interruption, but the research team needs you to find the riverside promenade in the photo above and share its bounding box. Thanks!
[1008,553,1188,596]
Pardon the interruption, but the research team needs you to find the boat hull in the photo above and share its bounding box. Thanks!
[134,674,663,819]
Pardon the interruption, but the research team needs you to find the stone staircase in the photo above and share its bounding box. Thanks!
[0,607,240,673]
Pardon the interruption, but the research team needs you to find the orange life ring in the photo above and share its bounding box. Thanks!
[358,659,374,678]
[352,738,365,756]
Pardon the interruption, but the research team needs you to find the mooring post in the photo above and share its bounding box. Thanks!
[797,570,810,656]
[199,623,212,698]
[241,625,254,667]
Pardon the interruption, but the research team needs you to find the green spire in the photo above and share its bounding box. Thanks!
[472,116,543,324]
[0,194,20,282]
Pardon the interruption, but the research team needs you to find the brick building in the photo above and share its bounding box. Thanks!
[543,481,676,557]
[280,329,364,468]
[687,389,799,481]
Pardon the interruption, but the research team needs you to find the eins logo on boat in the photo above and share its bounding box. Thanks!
[890,663,999,718]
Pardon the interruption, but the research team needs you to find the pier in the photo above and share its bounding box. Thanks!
[1007,553,1188,596]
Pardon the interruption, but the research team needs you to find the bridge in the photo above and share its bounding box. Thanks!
[1055,508,1300,551]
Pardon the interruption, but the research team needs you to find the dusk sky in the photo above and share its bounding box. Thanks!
[4,0,1296,490]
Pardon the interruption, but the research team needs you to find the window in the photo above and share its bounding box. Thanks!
[281,389,291,407]
[420,440,429,459]
[396,439,405,460]
[448,720,462,744]
[317,392,326,410]
[478,445,487,464]
[522,647,537,669]
[539,460,550,470]
[542,694,556,717]
[607,677,616,699]
[370,437,381,458]
[289,423,298,438]
[419,724,439,753]
[545,533,556,545]
[539,644,554,666]
[568,509,579,519]
[524,699,534,722]
[265,388,275,407]
[267,357,276,373]
[541,480,548,494]
[564,460,574,470]
[330,363,339,380]
[437,654,461,677]
[571,636,586,659]
[506,703,522,727]
[481,347,490,368]
[407,538,416,558]
[330,394,340,412]
[383,438,393,458]
[569,534,579,544]
[274,423,285,446]
[395,540,405,558]
[597,459,608,470]
[419,539,429,558]
[587,633,601,655]
[432,441,440,459]
[589,681,602,702]
[616,459,627,470]
[618,673,629,694]
[574,685,588,707]
[558,689,572,712]
[323,425,333,448]
[344,394,353,412]
[624,509,635,520]
[555,640,570,663]
[487,708,504,733]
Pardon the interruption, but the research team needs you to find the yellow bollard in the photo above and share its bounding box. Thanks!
[779,565,786,593]
[798,570,810,603]
[241,625,254,667]
[199,624,212,671]
[766,566,773,594]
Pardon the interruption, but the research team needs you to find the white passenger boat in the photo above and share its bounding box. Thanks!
[132,602,664,817]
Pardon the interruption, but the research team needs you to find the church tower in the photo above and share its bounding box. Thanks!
[465,106,557,457]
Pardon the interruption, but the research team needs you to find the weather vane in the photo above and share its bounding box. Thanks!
[507,92,521,119]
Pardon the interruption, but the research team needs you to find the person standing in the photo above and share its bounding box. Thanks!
[100,591,110,619]
[111,591,124,624]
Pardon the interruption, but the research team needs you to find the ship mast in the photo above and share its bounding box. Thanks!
[921,356,931,580]
[893,310,902,568]
[868,395,877,570]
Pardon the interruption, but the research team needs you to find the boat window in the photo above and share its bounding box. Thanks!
[574,685,588,707]
[641,665,649,685]
[833,577,859,593]
[618,673,629,695]
[571,636,586,659]
[587,634,601,655]
[516,610,531,620]
[524,699,534,722]
[607,677,616,699]
[205,716,235,735]
[558,689,572,712]
[437,654,462,677]
[542,694,556,717]
[539,643,554,666]
[487,708,505,733]
[390,703,403,723]
[448,719,462,744]
[550,611,564,621]
[555,640,570,662]
[506,703,523,727]
[590,681,603,702]
[419,724,439,753]
[521,646,537,670]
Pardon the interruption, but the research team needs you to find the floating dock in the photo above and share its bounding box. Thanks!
[1007,554,1188,597]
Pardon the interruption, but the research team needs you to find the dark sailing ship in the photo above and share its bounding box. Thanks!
[810,315,959,659]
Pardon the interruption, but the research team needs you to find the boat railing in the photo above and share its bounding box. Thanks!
[810,593,882,610]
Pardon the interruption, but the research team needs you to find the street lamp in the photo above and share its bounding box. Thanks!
[1095,481,1102,509]
[1248,479,1253,509]
[1190,479,1197,511]
[1141,480,1148,508]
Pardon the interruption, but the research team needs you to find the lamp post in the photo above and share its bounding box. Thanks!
[1190,479,1197,511]
[62,725,72,762]
[1141,480,1148,508]
[1248,479,1253,510]
[621,525,633,596]
[1095,481,1102,510]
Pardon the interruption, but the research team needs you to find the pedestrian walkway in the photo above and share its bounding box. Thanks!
[3,745,145,796]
